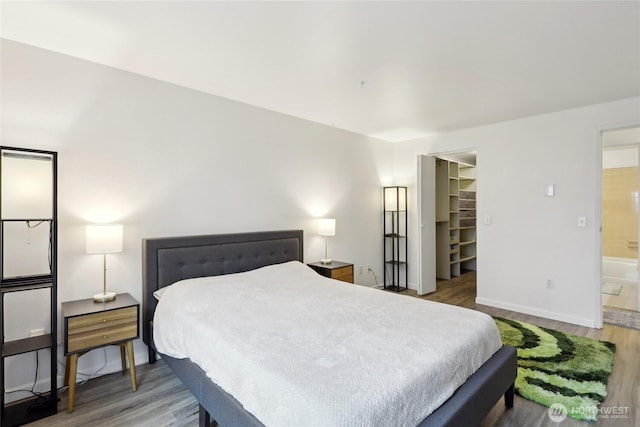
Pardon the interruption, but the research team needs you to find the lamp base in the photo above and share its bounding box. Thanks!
[93,291,117,303]
[320,258,333,265]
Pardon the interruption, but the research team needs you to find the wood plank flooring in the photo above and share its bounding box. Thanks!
[25,360,200,426]
[409,272,639,427]
[25,272,639,426]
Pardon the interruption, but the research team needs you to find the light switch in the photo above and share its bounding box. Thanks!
[484,215,492,225]
[577,216,587,228]
[544,184,555,197]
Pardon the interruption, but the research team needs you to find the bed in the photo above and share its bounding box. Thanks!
[142,230,516,427]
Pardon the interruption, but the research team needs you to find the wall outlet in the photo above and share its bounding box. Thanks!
[29,328,45,337]
[577,216,587,228]
[359,265,364,275]
[546,279,554,289]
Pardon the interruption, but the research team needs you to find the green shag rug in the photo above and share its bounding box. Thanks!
[493,317,616,422]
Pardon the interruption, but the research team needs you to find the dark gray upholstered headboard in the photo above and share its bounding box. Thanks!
[142,230,303,358]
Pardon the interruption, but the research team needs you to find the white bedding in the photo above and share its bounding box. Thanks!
[153,261,502,427]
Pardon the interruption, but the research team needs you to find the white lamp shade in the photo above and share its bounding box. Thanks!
[1,150,54,219]
[317,218,336,236]
[86,224,123,254]
[384,187,407,211]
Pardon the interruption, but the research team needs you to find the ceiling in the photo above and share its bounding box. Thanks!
[2,1,639,143]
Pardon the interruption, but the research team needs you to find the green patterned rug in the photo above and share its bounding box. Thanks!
[494,317,616,421]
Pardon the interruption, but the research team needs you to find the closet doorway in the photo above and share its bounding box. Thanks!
[417,150,477,296]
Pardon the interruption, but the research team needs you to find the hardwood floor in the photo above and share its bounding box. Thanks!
[25,360,200,426]
[25,272,638,426]
[408,272,639,427]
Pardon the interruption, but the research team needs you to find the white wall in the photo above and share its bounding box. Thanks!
[394,97,640,327]
[1,40,393,399]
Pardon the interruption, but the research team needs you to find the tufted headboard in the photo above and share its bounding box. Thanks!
[142,230,303,361]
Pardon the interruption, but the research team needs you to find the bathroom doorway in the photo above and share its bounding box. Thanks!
[601,127,640,327]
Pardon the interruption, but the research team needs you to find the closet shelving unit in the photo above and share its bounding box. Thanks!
[383,186,407,292]
[458,164,477,271]
[1,146,58,426]
[435,159,476,279]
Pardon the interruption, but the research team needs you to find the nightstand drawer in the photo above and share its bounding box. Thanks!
[331,265,353,282]
[67,306,137,353]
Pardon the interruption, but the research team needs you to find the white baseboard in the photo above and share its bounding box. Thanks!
[476,297,597,328]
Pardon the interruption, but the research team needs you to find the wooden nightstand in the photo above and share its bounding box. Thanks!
[62,293,139,413]
[308,261,354,283]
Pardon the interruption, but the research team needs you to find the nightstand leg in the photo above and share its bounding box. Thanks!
[64,356,70,387]
[67,353,79,413]
[126,340,137,392]
[120,344,127,372]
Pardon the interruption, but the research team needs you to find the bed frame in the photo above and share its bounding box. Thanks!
[142,230,516,427]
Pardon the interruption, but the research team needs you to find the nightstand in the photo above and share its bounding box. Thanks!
[62,293,140,413]
[308,261,354,283]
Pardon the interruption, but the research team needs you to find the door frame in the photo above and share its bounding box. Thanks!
[417,155,435,295]
[417,148,477,295]
[596,121,640,328]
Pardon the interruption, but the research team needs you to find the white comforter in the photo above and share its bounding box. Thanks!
[153,261,502,427]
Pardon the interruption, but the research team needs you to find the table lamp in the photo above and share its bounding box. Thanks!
[86,224,123,302]
[318,218,335,264]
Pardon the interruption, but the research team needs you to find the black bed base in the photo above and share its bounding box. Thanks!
[418,345,516,427]
[162,353,262,427]
[160,345,516,427]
